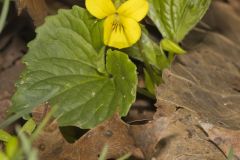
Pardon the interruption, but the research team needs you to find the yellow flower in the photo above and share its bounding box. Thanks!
[86,0,149,49]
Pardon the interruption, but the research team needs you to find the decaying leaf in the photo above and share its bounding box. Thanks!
[156,1,240,158]
[33,112,139,160]
[129,106,226,159]
[158,30,240,129]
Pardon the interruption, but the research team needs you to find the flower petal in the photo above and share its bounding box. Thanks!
[120,16,142,46]
[117,0,149,22]
[104,15,141,49]
[86,0,116,19]
[104,15,129,49]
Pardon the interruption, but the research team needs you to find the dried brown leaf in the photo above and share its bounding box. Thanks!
[33,114,139,160]
[130,110,226,160]
[156,1,240,158]
[157,32,240,130]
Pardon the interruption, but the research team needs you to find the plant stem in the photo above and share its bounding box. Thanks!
[137,41,157,85]
[159,43,175,64]
[0,0,10,33]
[168,51,175,63]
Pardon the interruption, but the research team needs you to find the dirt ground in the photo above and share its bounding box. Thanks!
[0,0,240,160]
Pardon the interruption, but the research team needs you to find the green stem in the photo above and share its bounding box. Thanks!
[137,41,157,85]
[160,43,175,64]
[0,0,10,33]
[168,51,175,63]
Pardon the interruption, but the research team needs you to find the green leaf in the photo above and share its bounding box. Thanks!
[21,118,36,135]
[148,0,211,42]
[6,137,18,158]
[124,27,169,70]
[106,50,137,116]
[0,152,8,160]
[160,38,186,54]
[9,6,137,129]
[0,130,12,142]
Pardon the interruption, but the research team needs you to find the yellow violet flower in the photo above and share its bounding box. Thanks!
[86,0,149,49]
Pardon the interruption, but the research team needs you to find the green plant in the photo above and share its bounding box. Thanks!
[0,119,38,160]
[1,0,211,129]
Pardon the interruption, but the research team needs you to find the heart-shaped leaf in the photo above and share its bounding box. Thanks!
[8,6,137,129]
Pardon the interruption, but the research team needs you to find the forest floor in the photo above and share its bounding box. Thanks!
[0,0,240,160]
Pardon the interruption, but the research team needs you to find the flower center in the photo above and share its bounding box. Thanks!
[112,14,124,33]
